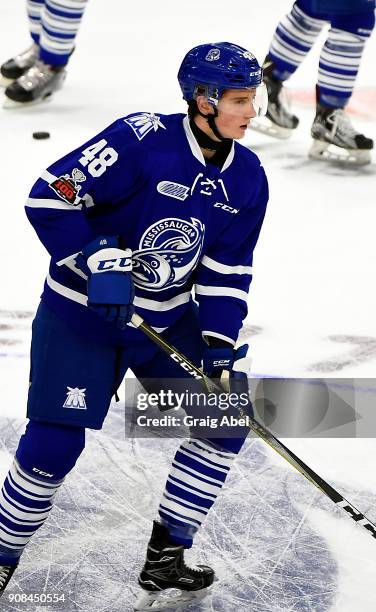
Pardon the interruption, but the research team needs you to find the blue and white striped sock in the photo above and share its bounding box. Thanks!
[268,3,326,80]
[0,459,64,565]
[29,0,88,66]
[27,0,44,41]
[158,439,236,548]
[318,28,369,108]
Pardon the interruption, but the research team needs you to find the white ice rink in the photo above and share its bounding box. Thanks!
[1,0,376,610]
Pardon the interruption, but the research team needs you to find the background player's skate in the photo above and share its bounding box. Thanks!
[309,101,374,165]
[0,44,38,87]
[3,61,67,108]
[250,57,299,139]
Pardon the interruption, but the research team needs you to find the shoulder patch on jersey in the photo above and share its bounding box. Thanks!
[49,168,86,205]
[124,112,166,141]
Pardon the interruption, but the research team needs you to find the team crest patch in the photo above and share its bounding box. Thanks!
[124,112,166,141]
[206,48,220,62]
[63,387,87,409]
[157,181,190,201]
[49,168,86,205]
[132,217,205,292]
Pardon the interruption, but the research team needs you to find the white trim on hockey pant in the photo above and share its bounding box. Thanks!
[201,255,253,276]
[195,284,248,302]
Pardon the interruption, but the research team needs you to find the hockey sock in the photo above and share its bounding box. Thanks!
[158,439,239,548]
[27,0,44,44]
[0,421,85,564]
[38,0,88,66]
[317,25,373,108]
[267,2,326,81]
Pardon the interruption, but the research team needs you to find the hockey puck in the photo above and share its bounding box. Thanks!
[32,131,50,140]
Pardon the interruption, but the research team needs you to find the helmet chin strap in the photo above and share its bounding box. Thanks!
[206,107,229,142]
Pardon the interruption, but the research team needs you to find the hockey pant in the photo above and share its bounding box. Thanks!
[267,0,375,107]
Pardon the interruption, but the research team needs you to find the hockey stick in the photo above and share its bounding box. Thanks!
[131,312,376,541]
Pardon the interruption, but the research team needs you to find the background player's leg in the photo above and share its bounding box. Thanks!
[310,10,375,162]
[261,0,327,134]
[4,0,88,105]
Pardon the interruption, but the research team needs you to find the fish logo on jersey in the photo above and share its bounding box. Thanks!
[49,168,86,205]
[206,48,220,62]
[124,112,166,141]
[63,387,87,409]
[132,217,205,291]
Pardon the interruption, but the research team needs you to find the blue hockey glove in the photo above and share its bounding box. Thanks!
[75,236,134,330]
[202,343,253,417]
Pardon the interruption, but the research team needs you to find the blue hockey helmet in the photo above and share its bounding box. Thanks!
[178,42,263,104]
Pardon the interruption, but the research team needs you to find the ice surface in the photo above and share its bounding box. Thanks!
[1,0,376,610]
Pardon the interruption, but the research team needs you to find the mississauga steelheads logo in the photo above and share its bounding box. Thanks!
[132,217,205,291]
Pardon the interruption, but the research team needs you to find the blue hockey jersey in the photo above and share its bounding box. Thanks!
[26,112,268,347]
[311,0,375,14]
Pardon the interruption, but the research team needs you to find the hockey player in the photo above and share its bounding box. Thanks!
[256,0,375,164]
[0,0,88,106]
[0,42,268,609]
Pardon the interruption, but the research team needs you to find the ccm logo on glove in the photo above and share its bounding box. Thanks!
[87,248,133,273]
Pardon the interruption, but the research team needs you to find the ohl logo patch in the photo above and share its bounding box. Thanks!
[124,112,166,141]
[49,168,86,205]
[132,217,205,292]
[63,387,87,410]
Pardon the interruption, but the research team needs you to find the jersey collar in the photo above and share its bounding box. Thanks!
[183,115,235,173]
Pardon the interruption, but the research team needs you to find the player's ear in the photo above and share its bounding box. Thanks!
[195,95,215,115]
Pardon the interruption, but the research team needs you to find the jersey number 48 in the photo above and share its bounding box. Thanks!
[79,139,118,178]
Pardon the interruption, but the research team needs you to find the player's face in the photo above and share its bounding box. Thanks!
[216,88,257,139]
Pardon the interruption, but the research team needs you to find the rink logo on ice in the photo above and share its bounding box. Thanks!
[157,181,190,201]
[49,168,86,205]
[132,217,205,291]
[205,48,220,61]
[63,387,87,410]
[124,113,166,141]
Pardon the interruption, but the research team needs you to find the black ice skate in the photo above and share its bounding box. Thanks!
[0,43,38,87]
[0,563,18,597]
[250,57,299,140]
[309,103,373,165]
[4,60,66,108]
[134,521,214,611]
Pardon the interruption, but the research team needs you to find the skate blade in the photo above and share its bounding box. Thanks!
[249,118,294,140]
[134,587,211,611]
[309,139,372,166]
[2,94,53,109]
[0,75,14,88]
